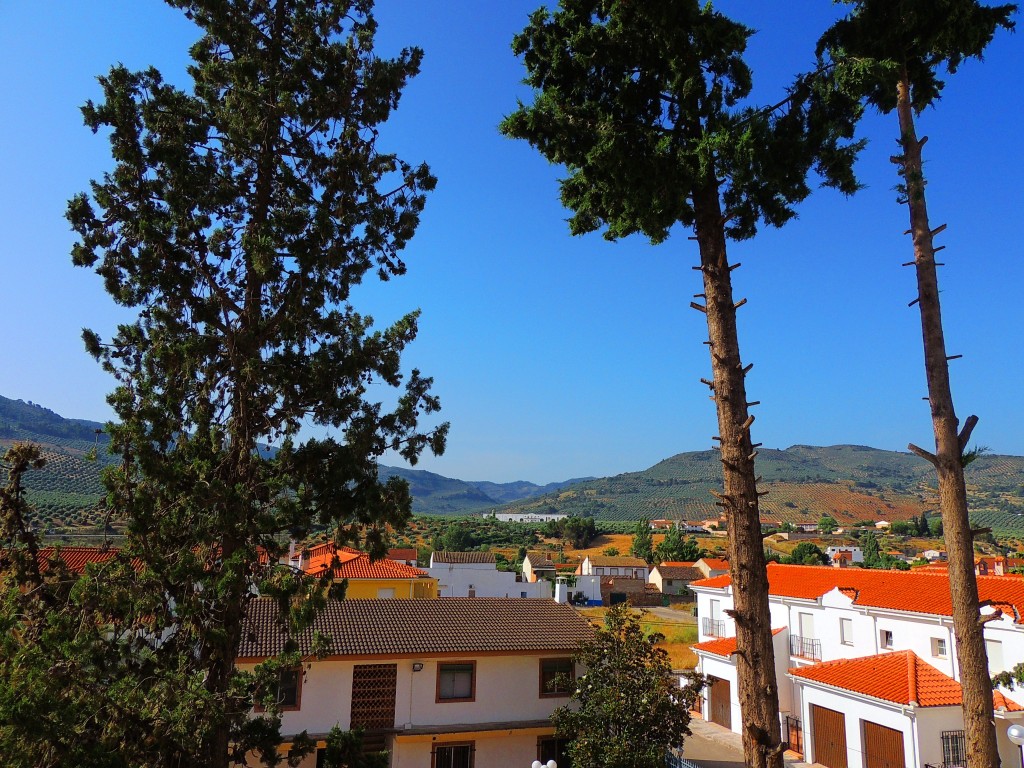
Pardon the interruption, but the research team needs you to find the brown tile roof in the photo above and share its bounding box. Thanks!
[387,548,418,562]
[524,553,556,569]
[601,577,649,593]
[790,651,1024,711]
[238,597,594,660]
[432,551,496,564]
[653,565,703,581]
[691,563,1024,624]
[660,561,696,568]
[588,555,648,567]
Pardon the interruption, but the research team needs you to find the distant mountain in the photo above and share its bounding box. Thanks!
[486,444,1024,529]
[4,394,1024,533]
[374,468,594,514]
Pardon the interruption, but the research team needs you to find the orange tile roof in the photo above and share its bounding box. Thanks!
[36,546,119,574]
[790,651,1023,711]
[693,628,785,658]
[660,561,696,568]
[303,546,428,580]
[691,563,1024,623]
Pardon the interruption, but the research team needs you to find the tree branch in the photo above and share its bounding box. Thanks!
[907,442,938,466]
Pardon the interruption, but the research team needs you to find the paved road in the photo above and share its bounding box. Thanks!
[682,718,819,768]
[639,606,697,624]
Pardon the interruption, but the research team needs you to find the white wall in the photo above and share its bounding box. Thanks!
[391,731,546,768]
[248,653,575,739]
[796,682,919,768]
[426,564,551,598]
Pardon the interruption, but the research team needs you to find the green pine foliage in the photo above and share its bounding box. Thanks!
[552,604,703,768]
[3,2,445,766]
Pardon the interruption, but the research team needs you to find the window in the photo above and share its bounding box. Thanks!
[377,587,396,599]
[432,742,474,768]
[880,629,893,649]
[256,668,302,711]
[986,639,1004,673]
[839,617,853,645]
[931,637,947,658]
[540,658,575,697]
[538,736,572,767]
[437,662,475,702]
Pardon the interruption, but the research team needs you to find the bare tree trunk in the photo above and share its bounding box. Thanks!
[895,68,998,768]
[694,180,783,768]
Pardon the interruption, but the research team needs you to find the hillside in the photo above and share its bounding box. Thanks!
[487,445,1024,530]
[3,395,1024,534]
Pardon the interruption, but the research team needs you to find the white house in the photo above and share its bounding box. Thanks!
[690,564,1024,768]
[522,552,557,583]
[238,598,593,768]
[825,545,864,565]
[649,562,702,597]
[427,551,550,599]
[491,512,567,523]
[577,555,649,580]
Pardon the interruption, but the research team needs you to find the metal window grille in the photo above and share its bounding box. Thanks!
[701,617,726,637]
[941,730,967,768]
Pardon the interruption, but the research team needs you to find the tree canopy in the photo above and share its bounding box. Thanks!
[2,2,444,766]
[552,604,702,768]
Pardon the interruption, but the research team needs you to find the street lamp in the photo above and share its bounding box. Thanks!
[1007,723,1024,767]
[531,761,557,768]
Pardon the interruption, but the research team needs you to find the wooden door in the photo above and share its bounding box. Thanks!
[810,704,848,768]
[863,720,905,768]
[708,677,732,730]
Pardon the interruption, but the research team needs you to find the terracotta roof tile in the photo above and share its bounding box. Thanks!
[693,628,785,658]
[303,549,427,580]
[660,561,696,568]
[691,563,1024,623]
[36,546,119,574]
[791,651,1023,711]
[238,597,594,659]
[432,551,496,564]
[387,548,418,561]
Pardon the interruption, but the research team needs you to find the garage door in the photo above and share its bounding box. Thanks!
[863,720,905,768]
[708,677,731,730]
[811,704,848,768]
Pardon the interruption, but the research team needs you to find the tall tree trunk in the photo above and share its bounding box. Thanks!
[895,68,998,768]
[694,180,783,768]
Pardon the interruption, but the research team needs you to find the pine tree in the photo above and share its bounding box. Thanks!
[819,4,1015,764]
[63,2,445,765]
[501,4,861,764]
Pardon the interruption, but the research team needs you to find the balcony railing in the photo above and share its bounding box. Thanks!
[701,617,727,638]
[789,635,822,661]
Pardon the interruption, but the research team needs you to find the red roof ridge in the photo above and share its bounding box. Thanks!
[905,649,919,705]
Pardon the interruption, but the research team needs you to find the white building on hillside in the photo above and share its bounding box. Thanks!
[427,551,550,599]
[690,564,1024,768]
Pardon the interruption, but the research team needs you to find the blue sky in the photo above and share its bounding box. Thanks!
[1,1,1021,484]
